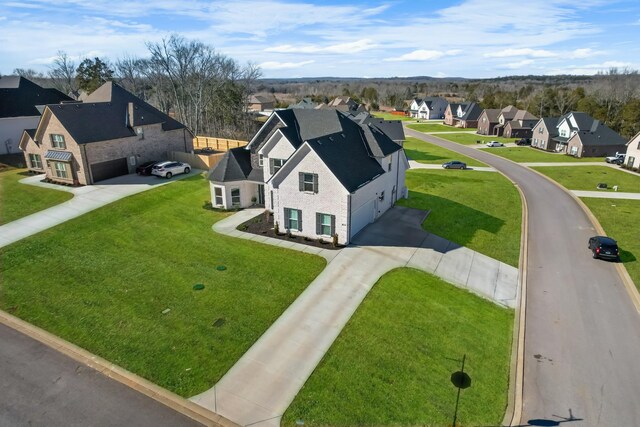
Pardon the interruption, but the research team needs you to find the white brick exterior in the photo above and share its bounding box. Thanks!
[625,133,640,169]
[210,180,259,209]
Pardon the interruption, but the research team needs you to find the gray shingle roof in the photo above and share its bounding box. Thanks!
[459,102,483,121]
[208,147,263,183]
[0,76,71,118]
[481,109,501,122]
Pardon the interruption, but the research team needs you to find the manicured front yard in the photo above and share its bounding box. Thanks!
[398,169,521,267]
[371,111,413,121]
[0,174,325,397]
[407,123,472,133]
[581,198,640,288]
[436,133,518,146]
[0,168,73,225]
[283,268,513,426]
[532,166,640,192]
[403,137,486,167]
[479,147,606,163]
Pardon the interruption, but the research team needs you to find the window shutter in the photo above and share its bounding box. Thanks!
[299,172,304,191]
[313,173,319,193]
[330,215,336,235]
[298,209,302,231]
[284,208,290,229]
[316,213,321,235]
[269,158,274,175]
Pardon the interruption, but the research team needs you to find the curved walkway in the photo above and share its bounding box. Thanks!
[406,128,640,426]
[191,206,518,426]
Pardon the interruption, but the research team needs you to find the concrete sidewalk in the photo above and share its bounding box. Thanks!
[572,190,640,200]
[0,172,199,248]
[191,207,518,426]
[408,160,497,172]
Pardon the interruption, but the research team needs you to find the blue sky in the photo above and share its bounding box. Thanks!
[1,0,640,78]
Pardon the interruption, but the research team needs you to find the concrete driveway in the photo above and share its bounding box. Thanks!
[191,206,517,426]
[0,171,200,248]
[406,128,640,426]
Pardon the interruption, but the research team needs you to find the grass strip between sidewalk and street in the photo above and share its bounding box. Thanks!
[398,169,521,267]
[0,168,73,225]
[283,267,513,427]
[407,123,474,133]
[436,133,518,146]
[581,198,640,289]
[532,166,640,192]
[403,137,486,167]
[0,174,325,397]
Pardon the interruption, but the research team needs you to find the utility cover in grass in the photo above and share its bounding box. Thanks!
[193,284,205,291]
[216,265,227,271]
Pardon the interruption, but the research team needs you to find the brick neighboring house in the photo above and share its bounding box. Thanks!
[444,102,482,128]
[316,96,367,113]
[248,95,276,112]
[477,109,500,135]
[531,117,561,151]
[20,81,192,185]
[624,132,640,169]
[0,76,71,154]
[553,112,627,157]
[208,109,409,245]
[502,110,538,138]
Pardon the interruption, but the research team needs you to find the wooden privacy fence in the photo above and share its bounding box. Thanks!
[169,151,226,170]
[193,136,247,151]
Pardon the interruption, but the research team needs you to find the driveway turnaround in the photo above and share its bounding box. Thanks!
[406,128,640,426]
[0,171,199,248]
[191,206,517,426]
[0,322,203,427]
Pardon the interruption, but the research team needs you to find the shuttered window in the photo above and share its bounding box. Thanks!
[284,208,302,231]
[298,172,318,193]
[316,213,335,236]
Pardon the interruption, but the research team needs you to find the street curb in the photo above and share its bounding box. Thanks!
[526,167,640,314]
[0,310,239,427]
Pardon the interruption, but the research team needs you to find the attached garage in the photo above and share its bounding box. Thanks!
[90,157,128,183]
[350,199,375,239]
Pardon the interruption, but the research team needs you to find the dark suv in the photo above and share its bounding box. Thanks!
[588,236,620,261]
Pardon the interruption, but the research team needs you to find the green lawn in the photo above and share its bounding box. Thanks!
[436,133,518,146]
[582,199,640,289]
[398,169,521,266]
[371,111,413,121]
[403,137,486,167]
[283,268,513,427]
[532,166,640,192]
[0,168,73,225]
[407,123,471,133]
[479,147,606,163]
[0,174,325,397]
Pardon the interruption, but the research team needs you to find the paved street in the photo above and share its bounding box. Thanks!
[0,322,202,427]
[406,128,640,426]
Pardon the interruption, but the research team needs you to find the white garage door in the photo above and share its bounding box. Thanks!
[350,199,375,239]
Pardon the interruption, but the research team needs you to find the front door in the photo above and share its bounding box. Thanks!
[257,184,265,205]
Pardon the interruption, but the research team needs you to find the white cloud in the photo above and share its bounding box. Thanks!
[546,61,635,75]
[258,60,315,70]
[385,49,460,62]
[265,39,377,54]
[568,48,603,59]
[485,48,557,58]
[501,59,535,69]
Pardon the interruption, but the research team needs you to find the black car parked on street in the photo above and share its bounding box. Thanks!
[588,236,620,261]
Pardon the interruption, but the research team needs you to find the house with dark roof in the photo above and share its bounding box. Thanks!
[444,102,482,128]
[560,112,627,157]
[288,98,317,109]
[208,109,409,244]
[20,81,192,185]
[502,109,538,138]
[0,76,71,154]
[316,96,366,114]
[531,117,561,151]
[477,108,501,135]
[409,97,448,120]
[248,95,276,112]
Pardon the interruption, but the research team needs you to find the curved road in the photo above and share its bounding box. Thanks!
[406,128,640,426]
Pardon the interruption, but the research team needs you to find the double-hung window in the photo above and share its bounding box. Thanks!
[214,187,223,206]
[284,208,302,231]
[53,162,68,179]
[50,134,66,149]
[316,213,335,236]
[231,188,241,206]
[298,172,318,193]
[259,154,264,167]
[270,158,285,175]
[29,154,42,169]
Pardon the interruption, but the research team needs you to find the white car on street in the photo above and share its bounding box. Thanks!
[486,141,504,147]
[151,161,191,178]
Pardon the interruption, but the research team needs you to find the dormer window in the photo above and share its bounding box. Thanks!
[51,134,66,149]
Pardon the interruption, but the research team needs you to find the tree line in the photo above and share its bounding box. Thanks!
[13,35,262,139]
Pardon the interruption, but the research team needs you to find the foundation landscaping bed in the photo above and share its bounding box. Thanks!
[0,168,73,225]
[0,174,326,397]
[283,268,513,426]
[398,169,521,267]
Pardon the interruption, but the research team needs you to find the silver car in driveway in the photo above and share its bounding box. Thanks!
[151,161,191,178]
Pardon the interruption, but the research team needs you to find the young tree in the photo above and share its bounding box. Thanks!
[76,57,114,93]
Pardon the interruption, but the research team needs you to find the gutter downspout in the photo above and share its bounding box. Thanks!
[347,193,352,245]
[395,150,400,202]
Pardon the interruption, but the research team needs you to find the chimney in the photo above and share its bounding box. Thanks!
[126,102,134,128]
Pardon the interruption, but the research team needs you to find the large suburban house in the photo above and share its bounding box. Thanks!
[444,102,482,128]
[20,81,193,185]
[209,109,409,244]
[0,76,71,154]
[625,132,640,169]
[247,95,276,112]
[553,112,627,157]
[316,96,366,113]
[409,97,448,120]
[502,110,538,138]
[477,109,500,135]
[531,117,561,151]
